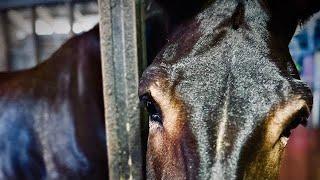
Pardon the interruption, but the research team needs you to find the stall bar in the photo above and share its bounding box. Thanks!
[98,0,144,179]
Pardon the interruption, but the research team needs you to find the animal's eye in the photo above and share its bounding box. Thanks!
[140,94,163,125]
[281,117,307,138]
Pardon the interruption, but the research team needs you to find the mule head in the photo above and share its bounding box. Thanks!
[139,0,319,179]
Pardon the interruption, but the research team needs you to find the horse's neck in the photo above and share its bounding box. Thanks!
[39,30,101,91]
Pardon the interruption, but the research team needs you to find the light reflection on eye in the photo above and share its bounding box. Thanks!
[140,94,163,125]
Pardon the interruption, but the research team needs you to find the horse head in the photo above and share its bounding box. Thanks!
[139,0,319,179]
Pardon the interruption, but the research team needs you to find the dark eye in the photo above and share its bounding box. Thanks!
[140,94,163,125]
[281,117,307,138]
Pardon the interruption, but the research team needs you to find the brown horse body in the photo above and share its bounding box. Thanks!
[0,26,107,179]
[139,0,320,179]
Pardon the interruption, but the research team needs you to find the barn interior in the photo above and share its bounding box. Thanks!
[0,0,319,179]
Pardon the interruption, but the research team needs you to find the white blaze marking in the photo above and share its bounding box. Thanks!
[211,87,230,180]
[216,88,229,160]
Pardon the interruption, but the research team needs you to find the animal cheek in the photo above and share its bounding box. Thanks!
[148,127,183,157]
[243,147,284,179]
[148,130,166,153]
[146,139,165,180]
[147,134,188,179]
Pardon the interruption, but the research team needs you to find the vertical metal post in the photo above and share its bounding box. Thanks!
[135,0,148,178]
[31,6,40,64]
[136,0,147,76]
[98,0,143,179]
[0,11,10,71]
[67,1,75,36]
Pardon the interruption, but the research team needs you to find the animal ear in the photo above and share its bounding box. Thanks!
[154,0,208,25]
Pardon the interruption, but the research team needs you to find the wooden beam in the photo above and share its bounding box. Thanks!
[98,0,143,179]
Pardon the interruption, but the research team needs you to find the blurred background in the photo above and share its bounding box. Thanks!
[0,0,98,71]
[0,0,319,179]
[281,11,320,180]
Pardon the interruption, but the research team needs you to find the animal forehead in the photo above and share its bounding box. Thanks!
[146,0,305,114]
[154,1,268,66]
[143,0,306,102]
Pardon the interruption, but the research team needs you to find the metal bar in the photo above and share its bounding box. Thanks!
[135,0,148,178]
[98,0,143,179]
[0,0,96,11]
[136,0,147,76]
[67,2,75,36]
[31,7,40,64]
[0,11,10,71]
